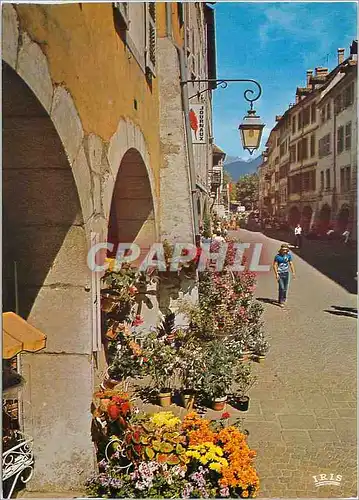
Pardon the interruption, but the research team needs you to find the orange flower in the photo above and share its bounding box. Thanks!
[182,412,216,445]
[129,341,142,356]
[217,427,259,493]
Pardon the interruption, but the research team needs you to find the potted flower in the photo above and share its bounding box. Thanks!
[177,343,205,409]
[145,337,177,407]
[251,335,270,363]
[201,341,236,411]
[232,363,257,411]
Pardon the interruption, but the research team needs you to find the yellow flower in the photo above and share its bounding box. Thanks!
[186,450,201,460]
[105,258,116,271]
[199,455,208,465]
[150,412,181,428]
[209,462,223,472]
[242,491,249,498]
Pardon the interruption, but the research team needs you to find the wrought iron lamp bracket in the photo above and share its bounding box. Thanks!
[181,78,262,108]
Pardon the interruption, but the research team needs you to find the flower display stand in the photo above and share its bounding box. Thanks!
[2,431,34,498]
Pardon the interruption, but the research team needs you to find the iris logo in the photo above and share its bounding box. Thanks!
[313,473,342,487]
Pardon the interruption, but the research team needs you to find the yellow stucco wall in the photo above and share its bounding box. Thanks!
[171,3,184,47]
[15,3,161,191]
[156,2,167,38]
[156,2,184,46]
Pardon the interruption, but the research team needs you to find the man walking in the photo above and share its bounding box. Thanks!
[294,223,302,248]
[273,243,296,307]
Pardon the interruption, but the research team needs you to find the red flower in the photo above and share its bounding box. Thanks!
[107,402,121,421]
[221,412,230,419]
[133,315,144,327]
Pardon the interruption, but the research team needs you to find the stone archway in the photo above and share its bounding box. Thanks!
[319,204,331,233]
[288,205,300,227]
[301,206,313,233]
[2,61,95,491]
[108,148,156,262]
[337,205,350,233]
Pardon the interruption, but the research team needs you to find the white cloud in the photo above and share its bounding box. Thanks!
[258,3,330,59]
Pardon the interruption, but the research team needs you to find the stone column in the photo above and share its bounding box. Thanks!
[157,37,194,244]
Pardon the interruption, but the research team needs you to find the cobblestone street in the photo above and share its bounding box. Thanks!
[235,229,357,498]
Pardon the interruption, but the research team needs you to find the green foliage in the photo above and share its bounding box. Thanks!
[233,362,257,398]
[236,173,258,208]
[201,340,237,399]
[202,211,212,238]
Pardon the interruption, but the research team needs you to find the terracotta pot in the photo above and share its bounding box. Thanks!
[102,377,118,390]
[181,391,195,410]
[212,396,227,411]
[101,369,120,390]
[158,390,172,407]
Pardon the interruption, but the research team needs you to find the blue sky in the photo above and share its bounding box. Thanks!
[212,2,357,160]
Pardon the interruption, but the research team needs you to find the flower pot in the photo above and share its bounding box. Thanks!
[158,389,172,407]
[252,354,265,363]
[236,396,250,412]
[212,396,227,411]
[101,294,119,313]
[101,369,120,390]
[181,391,195,410]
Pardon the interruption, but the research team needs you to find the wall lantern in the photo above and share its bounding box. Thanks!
[239,108,265,155]
[182,77,264,155]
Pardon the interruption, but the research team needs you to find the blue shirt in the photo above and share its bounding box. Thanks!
[274,252,292,274]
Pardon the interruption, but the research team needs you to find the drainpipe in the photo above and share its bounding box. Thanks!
[165,2,172,38]
[176,46,199,243]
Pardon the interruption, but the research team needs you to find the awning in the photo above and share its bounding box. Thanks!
[2,312,47,359]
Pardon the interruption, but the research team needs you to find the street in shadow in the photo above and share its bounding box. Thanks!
[324,305,358,319]
[256,297,281,307]
[264,229,357,295]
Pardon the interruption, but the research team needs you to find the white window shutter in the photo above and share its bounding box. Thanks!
[145,2,156,77]
[113,2,129,30]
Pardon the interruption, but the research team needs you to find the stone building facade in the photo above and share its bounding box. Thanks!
[2,2,217,492]
[258,42,357,237]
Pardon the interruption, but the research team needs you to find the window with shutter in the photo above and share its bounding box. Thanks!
[310,133,315,157]
[326,169,330,189]
[345,166,351,191]
[345,122,352,150]
[303,107,310,127]
[292,115,296,134]
[302,137,308,159]
[114,2,129,30]
[334,94,343,115]
[337,126,344,154]
[145,2,156,78]
[340,168,345,192]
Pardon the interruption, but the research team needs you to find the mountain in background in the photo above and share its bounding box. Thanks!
[224,155,263,181]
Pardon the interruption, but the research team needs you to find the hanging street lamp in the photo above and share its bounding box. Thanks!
[181,77,265,155]
[239,107,265,155]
